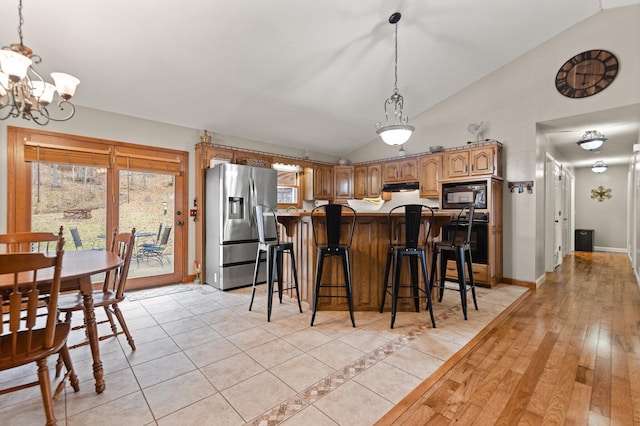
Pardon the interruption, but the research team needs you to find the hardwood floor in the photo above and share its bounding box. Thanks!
[376,252,640,425]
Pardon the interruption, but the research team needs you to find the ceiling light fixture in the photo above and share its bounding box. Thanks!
[376,12,414,146]
[577,130,607,151]
[591,160,608,173]
[0,0,80,125]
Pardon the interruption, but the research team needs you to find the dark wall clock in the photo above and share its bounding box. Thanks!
[555,49,619,98]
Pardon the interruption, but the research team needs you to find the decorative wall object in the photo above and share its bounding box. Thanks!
[590,185,612,202]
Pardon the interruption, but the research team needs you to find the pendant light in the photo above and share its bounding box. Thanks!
[591,160,608,173]
[376,12,414,146]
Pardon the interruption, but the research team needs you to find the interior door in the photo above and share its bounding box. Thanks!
[553,163,563,267]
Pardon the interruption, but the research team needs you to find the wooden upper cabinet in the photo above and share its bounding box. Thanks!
[334,166,354,201]
[382,158,418,183]
[354,165,367,199]
[198,145,234,169]
[470,146,495,176]
[444,150,470,178]
[367,164,382,198]
[443,145,502,179]
[354,163,382,199]
[418,154,442,199]
[314,165,334,199]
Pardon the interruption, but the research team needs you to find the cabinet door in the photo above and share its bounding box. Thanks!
[398,159,418,181]
[334,166,354,200]
[418,154,442,198]
[354,166,367,199]
[314,166,334,199]
[470,147,494,176]
[367,164,382,198]
[444,150,470,178]
[382,162,400,183]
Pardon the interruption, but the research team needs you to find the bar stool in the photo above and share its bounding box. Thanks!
[310,204,356,327]
[379,204,437,329]
[430,203,478,320]
[249,204,302,321]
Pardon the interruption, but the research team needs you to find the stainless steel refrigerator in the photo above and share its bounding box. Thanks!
[205,163,277,290]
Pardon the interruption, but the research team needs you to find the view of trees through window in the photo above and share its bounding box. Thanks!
[31,163,175,278]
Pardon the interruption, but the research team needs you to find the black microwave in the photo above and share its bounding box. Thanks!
[441,181,487,210]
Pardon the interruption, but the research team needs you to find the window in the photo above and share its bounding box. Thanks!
[276,170,299,205]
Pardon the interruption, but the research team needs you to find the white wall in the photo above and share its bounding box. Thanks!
[349,5,640,283]
[575,165,628,251]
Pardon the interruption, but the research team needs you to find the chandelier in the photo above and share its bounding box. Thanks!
[591,160,608,173]
[376,12,414,146]
[577,130,607,151]
[0,0,80,125]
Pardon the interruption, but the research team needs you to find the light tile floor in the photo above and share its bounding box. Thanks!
[0,282,527,425]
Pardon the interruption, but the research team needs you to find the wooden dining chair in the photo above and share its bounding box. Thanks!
[0,226,64,254]
[56,228,137,352]
[0,235,80,426]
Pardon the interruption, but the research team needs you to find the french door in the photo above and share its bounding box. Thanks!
[7,126,188,289]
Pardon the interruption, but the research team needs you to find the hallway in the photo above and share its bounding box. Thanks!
[377,252,640,425]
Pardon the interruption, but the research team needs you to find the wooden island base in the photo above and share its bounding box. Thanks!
[274,211,500,313]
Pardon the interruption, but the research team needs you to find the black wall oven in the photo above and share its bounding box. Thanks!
[441,214,489,264]
[441,181,487,210]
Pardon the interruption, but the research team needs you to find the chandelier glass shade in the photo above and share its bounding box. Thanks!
[577,130,607,151]
[376,12,414,146]
[591,160,608,173]
[0,0,80,125]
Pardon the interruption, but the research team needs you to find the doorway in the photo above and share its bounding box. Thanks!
[6,126,188,289]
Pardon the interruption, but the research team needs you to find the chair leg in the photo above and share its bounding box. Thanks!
[36,358,56,426]
[391,253,401,329]
[112,304,136,350]
[289,248,303,313]
[276,249,284,304]
[342,249,356,328]
[439,250,448,302]
[310,250,325,326]
[430,248,439,302]
[466,250,478,310]
[455,247,468,320]
[58,344,80,392]
[249,250,262,312]
[420,251,436,328]
[380,251,393,313]
[409,255,420,312]
[104,305,118,335]
[267,249,276,322]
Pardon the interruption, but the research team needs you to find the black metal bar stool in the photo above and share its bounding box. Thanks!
[379,204,437,329]
[310,204,356,327]
[249,204,302,321]
[430,203,478,320]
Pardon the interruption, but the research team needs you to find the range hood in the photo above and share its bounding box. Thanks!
[382,181,419,192]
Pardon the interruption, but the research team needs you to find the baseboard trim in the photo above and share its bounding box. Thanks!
[502,276,537,290]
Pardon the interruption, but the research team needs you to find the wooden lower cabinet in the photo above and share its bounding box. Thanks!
[444,260,489,285]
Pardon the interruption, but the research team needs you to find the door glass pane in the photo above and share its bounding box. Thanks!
[31,163,107,252]
[119,170,175,278]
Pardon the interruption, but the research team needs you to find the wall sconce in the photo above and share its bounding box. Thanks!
[508,181,533,194]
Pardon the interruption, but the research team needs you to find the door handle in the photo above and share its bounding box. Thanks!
[176,221,184,226]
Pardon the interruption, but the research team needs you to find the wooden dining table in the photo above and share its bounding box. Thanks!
[0,250,123,394]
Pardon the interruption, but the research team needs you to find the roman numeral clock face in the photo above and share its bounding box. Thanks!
[555,50,619,98]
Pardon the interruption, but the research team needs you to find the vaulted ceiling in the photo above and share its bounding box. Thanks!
[1,0,638,163]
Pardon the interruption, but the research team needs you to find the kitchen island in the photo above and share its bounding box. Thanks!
[274,210,457,312]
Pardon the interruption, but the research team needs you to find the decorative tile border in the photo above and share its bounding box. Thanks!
[247,290,490,425]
